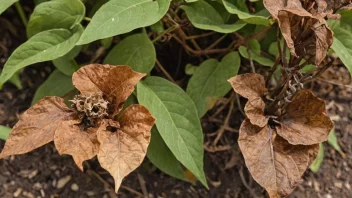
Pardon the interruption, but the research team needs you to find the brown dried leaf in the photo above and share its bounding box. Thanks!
[54,120,99,171]
[239,119,319,198]
[72,64,145,116]
[244,97,268,127]
[0,97,71,158]
[97,105,155,192]
[276,90,334,145]
[228,73,266,100]
[263,0,286,19]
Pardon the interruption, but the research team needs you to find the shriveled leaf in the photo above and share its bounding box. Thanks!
[147,127,188,182]
[104,33,156,73]
[0,125,11,140]
[32,70,75,105]
[222,0,272,26]
[277,90,334,145]
[244,97,268,127]
[187,52,241,117]
[0,0,18,15]
[0,97,72,158]
[0,26,83,88]
[181,1,246,33]
[78,0,170,44]
[54,120,99,171]
[72,64,145,116]
[228,73,266,100]
[263,0,285,19]
[27,0,85,37]
[97,105,155,192]
[239,119,319,198]
[137,77,208,187]
[310,143,324,173]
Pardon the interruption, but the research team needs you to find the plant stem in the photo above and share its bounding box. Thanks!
[152,24,178,43]
[84,17,92,22]
[15,2,27,27]
[156,59,176,83]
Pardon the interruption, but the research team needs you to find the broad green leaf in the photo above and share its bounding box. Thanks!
[104,33,156,73]
[0,125,11,140]
[34,0,50,5]
[181,1,246,33]
[0,0,18,15]
[328,129,346,158]
[239,46,274,67]
[187,52,240,117]
[27,0,85,37]
[78,0,170,44]
[147,127,188,181]
[32,70,74,104]
[328,20,352,76]
[150,20,165,33]
[52,46,81,76]
[310,143,324,173]
[137,77,207,187]
[0,26,83,88]
[222,0,272,26]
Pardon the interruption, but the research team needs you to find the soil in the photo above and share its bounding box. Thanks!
[1,3,352,198]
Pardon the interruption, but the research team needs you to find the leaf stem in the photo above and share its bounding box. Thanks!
[84,17,92,22]
[156,59,176,83]
[152,24,178,43]
[15,2,27,27]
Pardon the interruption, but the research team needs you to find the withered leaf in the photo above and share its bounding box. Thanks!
[263,0,286,19]
[97,105,155,192]
[0,97,72,158]
[72,64,145,117]
[228,73,266,100]
[244,97,268,127]
[54,120,99,171]
[239,119,319,198]
[276,90,334,145]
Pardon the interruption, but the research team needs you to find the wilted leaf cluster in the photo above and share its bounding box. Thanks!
[0,64,155,193]
[229,73,333,197]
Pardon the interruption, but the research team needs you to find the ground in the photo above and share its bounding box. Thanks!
[1,4,352,198]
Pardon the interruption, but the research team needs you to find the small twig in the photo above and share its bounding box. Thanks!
[213,97,235,146]
[239,167,262,198]
[86,169,118,198]
[302,59,334,84]
[156,59,176,83]
[205,34,227,50]
[15,2,28,27]
[246,44,256,73]
[137,173,148,198]
[152,24,178,43]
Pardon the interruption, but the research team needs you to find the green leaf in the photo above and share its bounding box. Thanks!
[239,41,274,67]
[328,129,346,158]
[9,72,22,89]
[185,63,199,75]
[222,0,272,26]
[52,46,81,76]
[147,127,188,181]
[150,20,165,33]
[27,0,85,37]
[0,26,83,88]
[32,70,74,105]
[137,77,207,187]
[100,37,113,49]
[78,0,170,44]
[0,125,11,140]
[0,0,18,15]
[181,1,246,33]
[104,33,156,73]
[310,143,324,173]
[328,20,352,76]
[187,52,241,117]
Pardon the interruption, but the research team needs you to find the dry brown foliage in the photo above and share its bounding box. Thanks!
[229,73,333,198]
[0,64,155,193]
